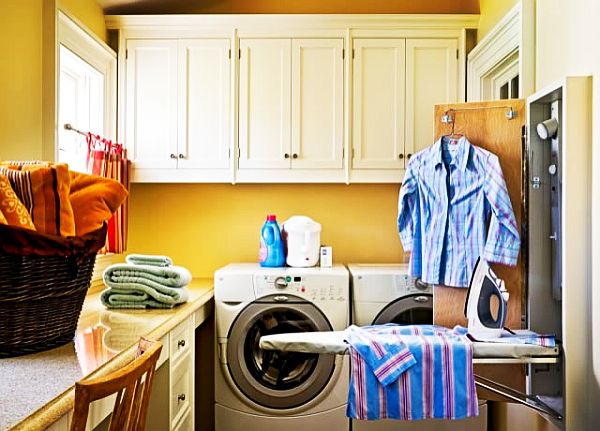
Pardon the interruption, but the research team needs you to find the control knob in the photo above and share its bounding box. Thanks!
[274,276,288,289]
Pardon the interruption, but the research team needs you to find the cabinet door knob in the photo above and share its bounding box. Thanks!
[178,154,185,159]
[292,153,298,159]
[178,339,186,348]
[407,153,412,159]
[284,153,290,159]
[398,154,404,159]
[170,153,177,159]
[178,393,186,402]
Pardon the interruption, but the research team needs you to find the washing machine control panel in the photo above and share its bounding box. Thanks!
[254,274,347,302]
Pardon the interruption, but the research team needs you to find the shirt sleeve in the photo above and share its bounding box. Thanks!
[344,325,416,386]
[482,153,521,265]
[397,157,419,252]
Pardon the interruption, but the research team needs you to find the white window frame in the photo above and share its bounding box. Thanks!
[57,10,117,160]
[57,11,120,272]
[467,0,535,102]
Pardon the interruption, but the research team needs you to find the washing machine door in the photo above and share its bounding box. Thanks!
[226,294,336,409]
[372,293,433,325]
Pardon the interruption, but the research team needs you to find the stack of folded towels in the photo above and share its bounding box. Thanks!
[101,254,191,309]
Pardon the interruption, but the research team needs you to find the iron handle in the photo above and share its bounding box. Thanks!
[178,153,185,159]
[292,153,298,159]
[284,153,290,159]
[177,339,186,348]
[398,154,404,159]
[413,296,430,303]
[178,393,186,402]
[170,153,177,159]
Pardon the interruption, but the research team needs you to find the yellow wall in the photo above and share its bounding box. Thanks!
[58,0,107,42]
[128,184,405,277]
[0,0,43,160]
[477,0,518,41]
[0,0,107,161]
[122,1,477,277]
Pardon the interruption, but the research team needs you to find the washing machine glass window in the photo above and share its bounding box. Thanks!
[372,294,433,325]
[226,295,336,409]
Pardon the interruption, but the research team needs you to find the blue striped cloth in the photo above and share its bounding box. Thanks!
[346,325,479,421]
[398,136,520,287]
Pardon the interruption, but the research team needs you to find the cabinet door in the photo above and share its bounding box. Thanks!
[291,39,344,169]
[405,39,458,158]
[126,39,178,169]
[239,39,291,169]
[178,39,231,170]
[352,39,406,169]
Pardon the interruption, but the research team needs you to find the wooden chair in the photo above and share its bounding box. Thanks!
[70,338,163,431]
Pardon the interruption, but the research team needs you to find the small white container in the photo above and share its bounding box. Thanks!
[320,246,332,268]
[282,216,321,267]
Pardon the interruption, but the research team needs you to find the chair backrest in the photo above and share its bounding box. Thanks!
[70,338,163,431]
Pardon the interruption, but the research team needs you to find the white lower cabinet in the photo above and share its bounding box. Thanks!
[169,317,194,430]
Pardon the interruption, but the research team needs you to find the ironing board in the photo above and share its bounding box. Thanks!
[259,330,562,421]
[259,330,560,364]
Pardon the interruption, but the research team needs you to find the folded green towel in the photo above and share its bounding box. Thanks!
[101,263,192,309]
[100,285,189,309]
[126,253,173,267]
[103,263,192,288]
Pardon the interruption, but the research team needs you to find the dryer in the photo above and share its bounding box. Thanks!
[214,263,350,431]
[348,264,487,431]
[349,263,433,326]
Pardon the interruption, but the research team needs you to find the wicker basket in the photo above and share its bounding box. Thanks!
[0,223,107,358]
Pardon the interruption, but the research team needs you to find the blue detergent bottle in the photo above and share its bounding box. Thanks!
[259,214,285,267]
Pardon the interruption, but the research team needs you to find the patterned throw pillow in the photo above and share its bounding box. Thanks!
[0,174,36,230]
[0,162,75,236]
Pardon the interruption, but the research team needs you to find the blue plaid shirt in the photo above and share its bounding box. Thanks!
[397,136,520,287]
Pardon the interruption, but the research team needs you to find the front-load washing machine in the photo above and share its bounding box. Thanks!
[348,264,487,431]
[214,263,350,431]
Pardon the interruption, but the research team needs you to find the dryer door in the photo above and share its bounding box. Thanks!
[372,293,433,325]
[226,294,336,409]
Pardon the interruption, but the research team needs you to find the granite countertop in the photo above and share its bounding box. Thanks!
[0,279,214,431]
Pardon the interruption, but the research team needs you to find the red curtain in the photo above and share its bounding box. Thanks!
[86,134,131,254]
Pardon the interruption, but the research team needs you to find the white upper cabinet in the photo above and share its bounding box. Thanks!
[126,39,178,170]
[238,39,291,169]
[110,15,475,183]
[125,37,231,182]
[178,39,231,170]
[350,37,458,182]
[352,39,406,171]
[405,39,458,157]
[291,39,344,170]
[238,37,344,179]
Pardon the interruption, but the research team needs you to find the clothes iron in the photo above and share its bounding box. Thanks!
[464,258,509,339]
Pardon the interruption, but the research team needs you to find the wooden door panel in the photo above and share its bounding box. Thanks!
[432,99,526,398]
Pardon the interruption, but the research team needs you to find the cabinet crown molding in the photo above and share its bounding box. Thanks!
[106,14,479,31]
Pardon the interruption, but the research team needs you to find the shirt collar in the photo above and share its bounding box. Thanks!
[431,135,470,172]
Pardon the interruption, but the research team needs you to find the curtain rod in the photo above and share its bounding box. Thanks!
[63,123,87,137]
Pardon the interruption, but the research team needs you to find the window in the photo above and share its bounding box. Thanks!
[57,11,116,172]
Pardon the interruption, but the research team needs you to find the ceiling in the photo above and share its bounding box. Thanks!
[97,0,479,15]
